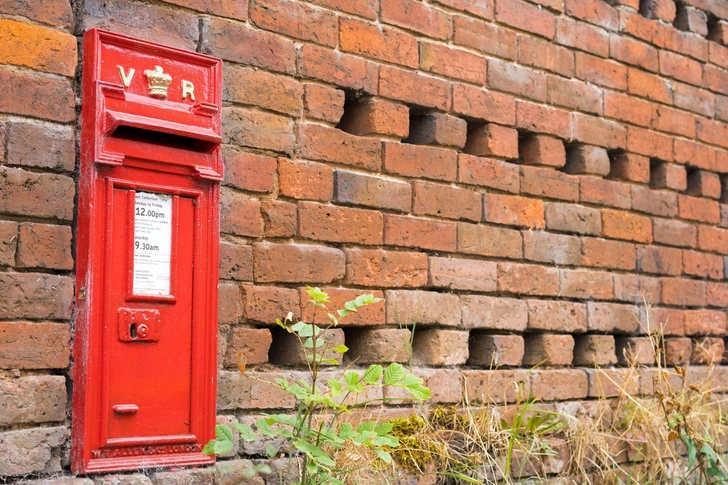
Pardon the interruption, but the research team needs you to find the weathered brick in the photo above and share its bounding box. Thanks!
[412,329,469,365]
[565,0,618,29]
[384,214,457,252]
[650,162,687,191]
[573,335,617,366]
[224,66,302,117]
[253,243,344,284]
[380,65,451,111]
[687,170,722,199]
[7,122,74,172]
[15,223,72,270]
[0,273,72,320]
[661,277,706,306]
[673,82,715,118]
[679,195,721,224]
[609,152,650,183]
[464,369,529,404]
[464,123,519,159]
[547,74,603,115]
[488,58,548,102]
[453,15,517,59]
[261,200,297,238]
[334,170,411,213]
[407,113,467,149]
[582,238,636,270]
[632,185,678,219]
[218,370,301,410]
[299,287,385,326]
[303,83,345,124]
[604,91,655,127]
[270,327,345,366]
[636,244,683,275]
[483,194,544,228]
[337,98,409,138]
[0,426,67,476]
[560,269,614,300]
[0,322,70,369]
[339,17,418,68]
[219,283,243,323]
[457,222,523,259]
[685,309,727,336]
[601,209,653,243]
[458,154,520,193]
[468,334,524,367]
[586,368,637,398]
[544,202,601,235]
[413,181,481,221]
[528,300,587,333]
[565,144,610,176]
[220,190,262,238]
[523,231,581,265]
[683,249,724,279]
[250,0,337,46]
[576,52,628,90]
[421,42,488,84]
[298,43,378,94]
[383,142,457,181]
[278,159,333,202]
[298,201,383,245]
[385,290,461,327]
[242,286,301,324]
[523,334,575,366]
[516,100,572,139]
[345,328,412,364]
[428,257,496,292]
[94,473,154,485]
[519,135,566,167]
[653,218,697,248]
[555,16,609,57]
[222,148,276,193]
[224,327,272,368]
[648,307,687,336]
[0,376,66,426]
[381,0,453,40]
[0,70,73,123]
[708,281,728,307]
[498,262,559,296]
[222,107,295,154]
[572,112,627,149]
[520,165,580,201]
[298,124,381,170]
[659,49,702,86]
[587,302,640,333]
[616,337,656,365]
[496,0,556,39]
[460,295,528,331]
[580,176,631,211]
[0,18,76,76]
[609,34,659,72]
[345,249,428,288]
[519,33,575,78]
[0,167,73,221]
[452,83,516,125]
[614,274,660,304]
[627,127,673,160]
[0,0,72,27]
[664,337,692,365]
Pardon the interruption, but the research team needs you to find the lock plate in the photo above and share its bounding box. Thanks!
[118,308,160,342]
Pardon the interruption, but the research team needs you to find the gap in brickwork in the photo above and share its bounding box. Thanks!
[721,175,728,203]
[686,167,701,196]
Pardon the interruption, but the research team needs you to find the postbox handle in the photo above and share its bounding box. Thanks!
[112,404,139,414]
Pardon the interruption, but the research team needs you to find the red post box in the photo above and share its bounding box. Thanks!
[72,29,222,473]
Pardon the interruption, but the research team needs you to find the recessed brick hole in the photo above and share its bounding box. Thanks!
[687,168,722,199]
[336,96,409,139]
[708,14,728,44]
[720,175,728,202]
[406,111,467,149]
[563,143,610,176]
[639,0,677,23]
[673,4,709,37]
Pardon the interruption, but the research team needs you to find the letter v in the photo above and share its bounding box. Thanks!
[117,66,135,87]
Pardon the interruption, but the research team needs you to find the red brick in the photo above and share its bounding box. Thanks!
[242,286,299,323]
[642,0,677,21]
[648,307,687,336]
[698,225,728,253]
[0,70,74,123]
[708,281,728,306]
[271,327,345,366]
[412,329,469,365]
[222,147,276,193]
[345,329,412,364]
[636,244,683,275]
[433,0,493,18]
[572,113,627,149]
[298,202,383,245]
[222,107,295,154]
[163,0,247,19]
[650,162,687,191]
[519,135,566,168]
[299,287,385,326]
[580,177,632,209]
[497,262,559,296]
[602,209,653,243]
[520,166,580,201]
[460,295,528,330]
[685,309,727,336]
[385,289,461,326]
[544,202,601,235]
[453,15,517,60]
[201,17,295,73]
[516,101,571,139]
[0,220,16,267]
[555,16,609,57]
[468,334,524,367]
[458,154,520,193]
[224,327,271,368]
[523,334,575,366]
[383,142,457,181]
[609,34,658,72]
[381,0,452,40]
[575,52,628,90]
[428,257,497,292]
[303,83,345,124]
[683,249,723,279]
[420,42,487,84]
[679,195,720,223]
[518,33,574,77]
[674,139,716,170]
[6,122,74,172]
[496,0,556,39]
[547,76,603,116]
[483,193,544,228]
[298,43,378,94]
[604,92,655,127]
[345,249,428,288]
[588,302,640,333]
[0,322,70,369]
[0,375,67,427]
[16,223,72,271]
[564,0,618,30]
[664,337,692,365]
[220,242,254,281]
[582,238,636,270]
[527,300,587,333]
[487,58,547,102]
[609,152,650,183]
[412,181,481,221]
[614,274,660,304]
[250,0,336,46]
[407,113,467,149]
[574,335,618,366]
[565,144,610,175]
[0,167,73,221]
[262,200,297,238]
[652,105,696,138]
[337,98,409,138]
[0,19,76,77]
[224,66,302,117]
[660,277,706,306]
[692,337,725,364]
[341,17,418,68]
[298,124,380,171]
[218,370,301,409]
[464,369,529,403]
[523,231,581,265]
[278,159,333,202]
[0,0,72,27]
[452,83,516,125]
[308,0,377,19]
[384,214,457,252]
[697,118,728,150]
[334,170,411,212]
[560,269,614,300]
[627,67,672,104]
[457,222,523,258]
[616,337,655,365]
[253,243,344,284]
[709,43,728,69]
[379,66,450,111]
[673,82,715,118]
[687,170,721,199]
[659,50,702,86]
[464,123,519,159]
[626,126,673,160]
[220,190,262,238]
[0,273,72,320]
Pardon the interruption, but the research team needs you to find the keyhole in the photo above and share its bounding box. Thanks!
[130,323,138,339]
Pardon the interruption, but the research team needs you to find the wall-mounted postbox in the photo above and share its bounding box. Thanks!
[72,29,222,473]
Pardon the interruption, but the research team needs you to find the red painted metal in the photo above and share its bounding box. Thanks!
[73,29,222,473]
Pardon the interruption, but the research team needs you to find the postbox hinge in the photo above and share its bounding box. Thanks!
[79,287,86,301]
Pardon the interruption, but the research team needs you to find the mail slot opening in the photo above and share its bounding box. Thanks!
[129,323,138,339]
[110,125,217,154]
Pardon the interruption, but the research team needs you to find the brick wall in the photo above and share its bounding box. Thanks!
[3,0,728,482]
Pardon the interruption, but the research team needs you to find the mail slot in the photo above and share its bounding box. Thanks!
[72,29,222,473]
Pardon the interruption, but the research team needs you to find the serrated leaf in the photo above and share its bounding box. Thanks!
[213,440,234,455]
[328,378,342,396]
[374,422,393,435]
[384,363,405,385]
[400,373,424,387]
[363,364,383,384]
[406,383,431,401]
[344,371,360,386]
[215,424,234,442]
[201,440,217,455]
[339,422,356,439]
[294,440,336,467]
[232,422,256,441]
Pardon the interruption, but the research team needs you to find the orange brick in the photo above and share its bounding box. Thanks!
[379,66,451,111]
[627,126,674,160]
[683,250,723,279]
[564,0,618,30]
[519,135,566,167]
[303,83,345,123]
[298,201,383,245]
[383,142,457,181]
[601,209,653,244]
[337,98,409,138]
[407,113,467,149]
[253,243,345,284]
[223,147,277,193]
[604,92,655,127]
[555,16,609,58]
[453,15,517,60]
[609,152,651,183]
[384,214,457,252]
[298,123,381,171]
[636,245,683,275]
[420,42,487,84]
[250,0,337,46]
[523,334,574,366]
[582,238,636,270]
[483,193,544,228]
[516,100,571,139]
[433,0,493,18]
[518,33,574,77]
[575,52,628,90]
[698,225,728,253]
[685,309,728,336]
[679,195,720,224]
[674,139,716,170]
[298,43,377,93]
[496,0,556,39]
[412,181,482,221]
[572,113,627,150]
[344,249,428,288]
[459,154,520,193]
[464,124,519,159]
[581,177,632,209]
[0,19,77,77]
[609,34,659,72]
[628,68,673,104]
[220,190,262,238]
[521,166,580,201]
[659,50,703,86]
[339,17,418,68]
[261,200,297,238]
[381,0,452,40]
[652,105,697,138]
[223,107,295,154]
[278,159,333,201]
[660,277,706,306]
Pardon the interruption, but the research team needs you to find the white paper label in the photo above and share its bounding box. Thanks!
[133,192,172,296]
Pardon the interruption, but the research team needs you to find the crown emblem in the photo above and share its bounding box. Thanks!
[143,66,172,99]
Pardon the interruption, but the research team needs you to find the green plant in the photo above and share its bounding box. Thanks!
[203,287,430,485]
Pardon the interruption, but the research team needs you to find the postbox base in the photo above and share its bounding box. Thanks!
[78,452,215,474]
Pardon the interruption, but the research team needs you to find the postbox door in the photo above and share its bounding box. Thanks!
[103,185,196,444]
